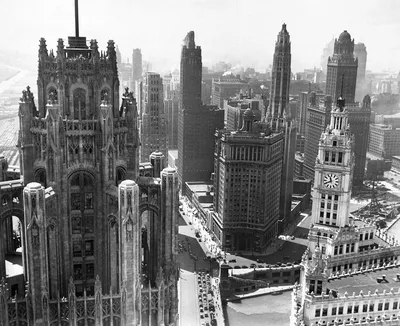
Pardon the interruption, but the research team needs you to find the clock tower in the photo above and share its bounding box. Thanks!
[308,92,355,252]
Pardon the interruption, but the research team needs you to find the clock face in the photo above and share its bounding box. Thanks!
[324,173,339,188]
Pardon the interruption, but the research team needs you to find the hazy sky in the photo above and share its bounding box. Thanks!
[2,0,400,74]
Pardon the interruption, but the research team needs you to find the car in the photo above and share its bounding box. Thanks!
[233,266,241,269]
[256,258,264,263]
[258,264,264,268]
[250,263,257,268]
[204,313,209,318]
[291,236,296,240]
[241,265,248,268]
[200,314,204,319]
[228,259,236,263]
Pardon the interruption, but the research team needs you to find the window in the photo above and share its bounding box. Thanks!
[322,308,328,316]
[317,281,322,295]
[71,193,81,210]
[393,302,398,310]
[347,306,352,314]
[334,195,339,200]
[339,244,343,254]
[332,307,337,315]
[360,234,363,241]
[73,240,82,257]
[354,305,359,313]
[385,302,389,310]
[338,152,343,163]
[369,304,374,312]
[84,192,93,209]
[309,280,315,293]
[378,303,383,311]
[338,307,343,315]
[315,309,321,317]
[74,264,82,280]
[85,240,94,256]
[370,232,374,240]
[363,304,368,312]
[351,243,355,252]
[331,152,336,163]
[86,263,94,278]
[73,89,86,120]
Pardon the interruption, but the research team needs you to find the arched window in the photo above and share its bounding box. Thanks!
[108,150,113,180]
[73,89,86,120]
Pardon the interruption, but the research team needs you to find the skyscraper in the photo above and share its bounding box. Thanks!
[213,110,284,252]
[303,93,333,181]
[177,31,224,194]
[354,42,368,102]
[268,24,291,124]
[0,4,179,325]
[132,48,142,90]
[140,72,168,162]
[325,30,358,104]
[325,31,370,186]
[267,24,297,225]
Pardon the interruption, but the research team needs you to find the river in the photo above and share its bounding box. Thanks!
[225,291,292,326]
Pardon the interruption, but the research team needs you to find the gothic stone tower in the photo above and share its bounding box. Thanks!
[267,24,297,227]
[12,8,179,325]
[326,30,358,105]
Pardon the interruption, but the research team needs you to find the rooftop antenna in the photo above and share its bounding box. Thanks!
[75,0,79,37]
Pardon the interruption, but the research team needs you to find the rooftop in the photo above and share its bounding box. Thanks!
[328,264,400,296]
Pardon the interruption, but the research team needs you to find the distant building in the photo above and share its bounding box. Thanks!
[375,112,400,128]
[164,90,179,149]
[297,91,310,137]
[347,95,371,185]
[326,30,358,104]
[213,110,284,252]
[177,31,224,193]
[132,48,142,92]
[354,42,367,102]
[320,38,335,74]
[369,123,400,159]
[303,93,333,181]
[211,74,248,108]
[224,96,262,130]
[140,72,168,162]
[201,81,212,105]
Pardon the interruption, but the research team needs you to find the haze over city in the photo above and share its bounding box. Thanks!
[2,0,400,73]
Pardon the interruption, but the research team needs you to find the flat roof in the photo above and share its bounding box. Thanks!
[186,181,212,193]
[328,265,400,296]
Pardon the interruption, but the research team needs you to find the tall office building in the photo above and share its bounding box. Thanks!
[165,89,179,149]
[0,5,179,325]
[354,42,368,102]
[347,96,371,185]
[132,48,142,90]
[326,30,358,104]
[177,31,224,193]
[303,93,333,181]
[267,24,297,225]
[213,109,284,252]
[140,72,168,162]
